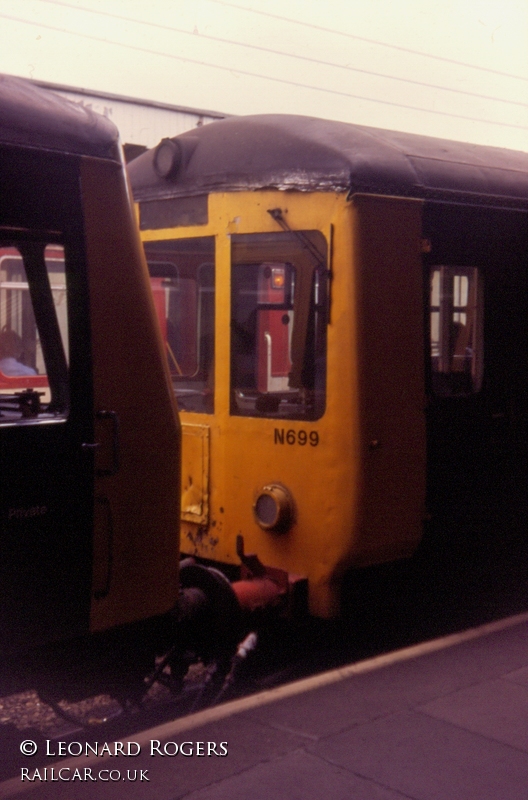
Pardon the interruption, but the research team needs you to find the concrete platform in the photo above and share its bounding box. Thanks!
[2,611,528,800]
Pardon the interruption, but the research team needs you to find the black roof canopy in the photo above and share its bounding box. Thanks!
[128,114,528,210]
[0,73,119,160]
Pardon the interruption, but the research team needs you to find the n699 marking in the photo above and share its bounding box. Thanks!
[274,428,319,447]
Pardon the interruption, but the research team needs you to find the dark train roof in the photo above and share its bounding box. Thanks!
[0,73,120,160]
[128,114,528,210]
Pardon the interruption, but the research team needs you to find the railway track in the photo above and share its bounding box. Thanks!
[2,510,527,785]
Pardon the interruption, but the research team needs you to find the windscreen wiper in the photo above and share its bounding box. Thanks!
[267,208,326,272]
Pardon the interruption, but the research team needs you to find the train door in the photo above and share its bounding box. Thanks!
[0,148,93,654]
[423,203,527,504]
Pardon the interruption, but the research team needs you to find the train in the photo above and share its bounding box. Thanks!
[0,75,258,703]
[1,74,527,706]
[128,114,528,619]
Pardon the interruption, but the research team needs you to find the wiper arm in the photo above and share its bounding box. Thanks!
[267,208,326,272]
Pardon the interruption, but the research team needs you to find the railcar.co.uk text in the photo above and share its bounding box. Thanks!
[19,739,228,782]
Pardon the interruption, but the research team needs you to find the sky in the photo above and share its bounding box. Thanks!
[0,0,527,150]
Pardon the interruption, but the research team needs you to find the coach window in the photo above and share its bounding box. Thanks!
[231,231,327,420]
[430,266,483,396]
[144,237,215,413]
[0,241,69,421]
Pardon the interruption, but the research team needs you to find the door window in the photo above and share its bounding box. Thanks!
[430,266,483,395]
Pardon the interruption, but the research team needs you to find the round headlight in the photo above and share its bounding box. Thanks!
[253,483,294,533]
[153,138,181,179]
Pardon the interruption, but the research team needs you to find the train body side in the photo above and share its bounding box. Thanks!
[81,157,181,633]
[0,75,181,655]
[130,114,528,619]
